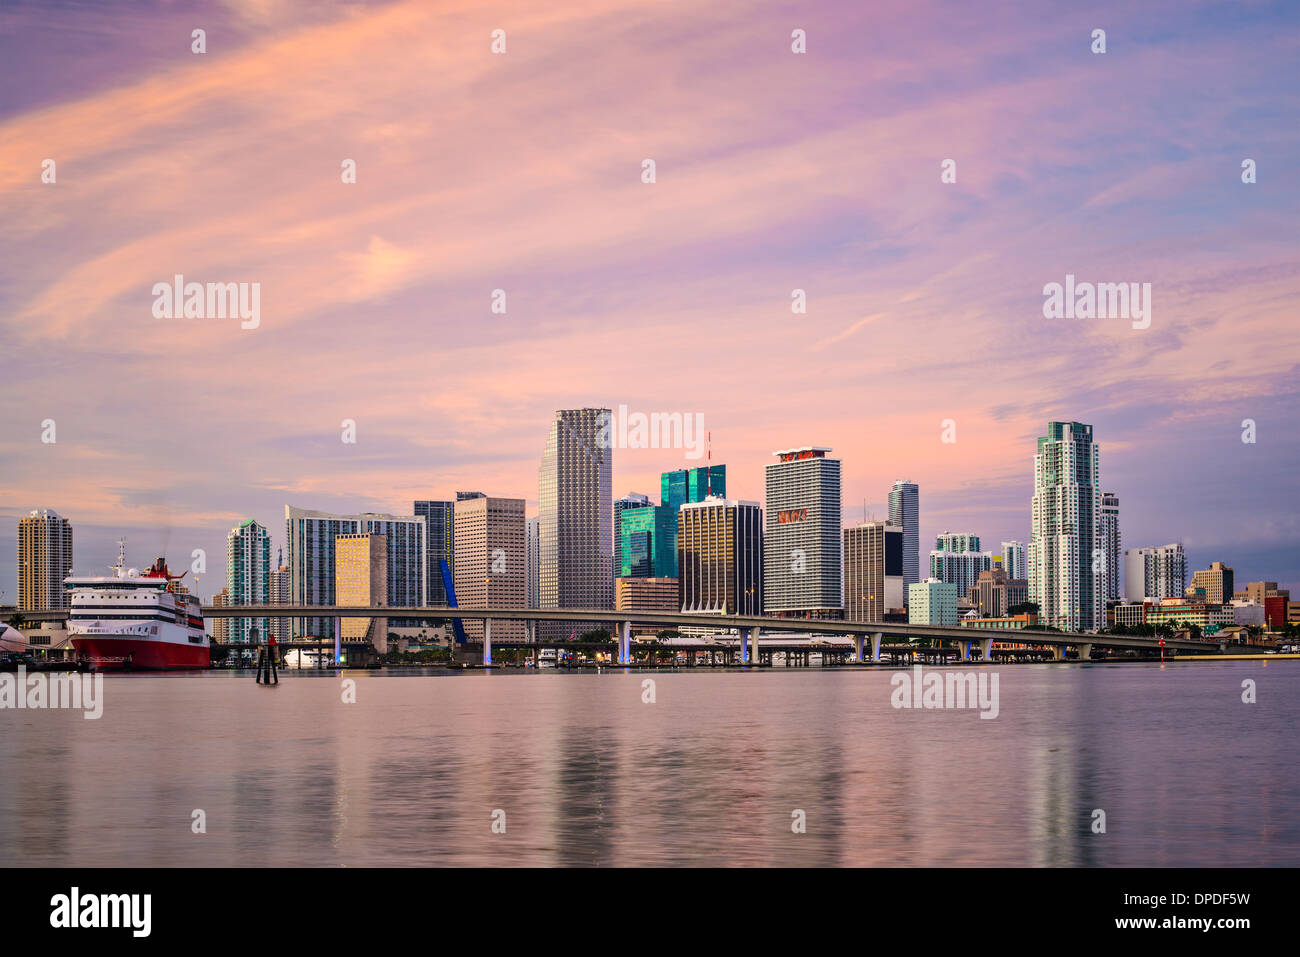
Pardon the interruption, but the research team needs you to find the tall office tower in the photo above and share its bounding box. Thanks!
[1188,561,1234,604]
[226,519,271,645]
[908,579,959,626]
[538,409,613,636]
[17,508,73,612]
[619,505,677,578]
[453,495,526,640]
[1123,544,1186,601]
[763,447,842,618]
[999,541,1028,581]
[661,465,727,512]
[678,498,762,617]
[413,500,454,605]
[888,480,920,592]
[929,544,994,598]
[1028,421,1103,632]
[526,517,540,608]
[285,506,426,640]
[209,588,230,643]
[335,532,388,651]
[268,551,290,645]
[843,521,904,621]
[658,465,726,580]
[1100,492,1121,602]
[613,492,652,575]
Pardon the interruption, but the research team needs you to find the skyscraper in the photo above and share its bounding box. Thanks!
[1100,491,1121,602]
[1029,421,1103,632]
[678,497,762,617]
[413,499,454,605]
[929,532,994,598]
[888,481,920,592]
[999,541,1028,581]
[763,447,842,618]
[285,506,426,640]
[843,521,904,622]
[613,492,652,576]
[226,519,271,645]
[538,409,613,635]
[619,505,677,578]
[1123,544,1186,601]
[661,465,726,512]
[453,495,526,640]
[17,508,73,612]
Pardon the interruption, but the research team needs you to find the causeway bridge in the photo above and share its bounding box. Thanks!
[16,604,1226,667]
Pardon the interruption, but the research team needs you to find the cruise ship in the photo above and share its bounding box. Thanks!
[67,543,210,670]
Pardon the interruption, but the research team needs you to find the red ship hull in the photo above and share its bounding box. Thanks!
[72,637,210,671]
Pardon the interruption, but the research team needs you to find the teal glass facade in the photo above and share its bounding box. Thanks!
[619,505,677,578]
[661,465,726,513]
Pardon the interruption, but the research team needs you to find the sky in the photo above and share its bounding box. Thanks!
[1,0,1297,599]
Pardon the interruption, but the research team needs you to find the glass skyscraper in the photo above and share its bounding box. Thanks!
[888,480,920,592]
[619,505,677,578]
[413,499,454,605]
[661,465,726,513]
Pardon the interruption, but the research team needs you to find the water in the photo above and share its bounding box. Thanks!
[2,661,1296,866]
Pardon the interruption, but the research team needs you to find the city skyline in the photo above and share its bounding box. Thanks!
[1,0,1297,599]
[5,406,1298,602]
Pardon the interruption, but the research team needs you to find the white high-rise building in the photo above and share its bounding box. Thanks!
[999,541,1027,581]
[888,480,920,591]
[1100,492,1121,602]
[226,519,271,645]
[763,447,842,618]
[1028,421,1104,632]
[1123,544,1186,602]
[538,409,613,636]
[453,495,526,640]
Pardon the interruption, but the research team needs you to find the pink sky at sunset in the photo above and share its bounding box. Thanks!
[1,0,1297,595]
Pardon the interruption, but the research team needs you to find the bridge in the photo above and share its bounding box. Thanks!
[22,605,1228,666]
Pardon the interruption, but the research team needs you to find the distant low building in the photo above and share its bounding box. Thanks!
[909,579,958,626]
[1145,598,1232,636]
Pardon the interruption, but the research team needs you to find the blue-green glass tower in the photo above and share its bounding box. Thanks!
[654,465,725,578]
[619,506,677,578]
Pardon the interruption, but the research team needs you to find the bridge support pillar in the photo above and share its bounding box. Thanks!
[1050,645,1063,661]
[1077,643,1092,661]
[619,620,631,665]
[333,617,341,666]
[483,618,492,667]
[959,640,972,662]
[980,638,993,662]
[854,634,864,662]
[739,628,749,664]
[871,633,883,662]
